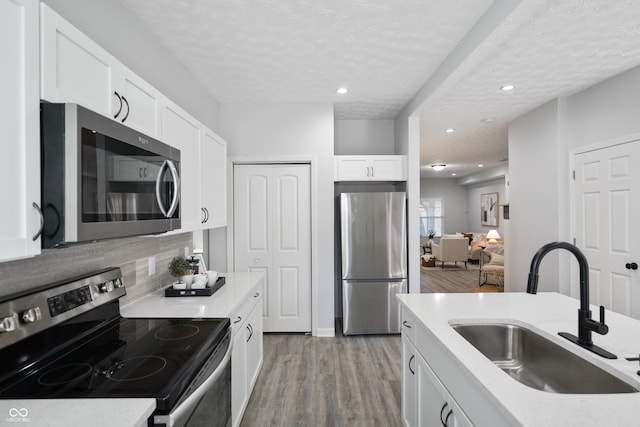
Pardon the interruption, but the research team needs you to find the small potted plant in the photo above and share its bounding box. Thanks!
[428,230,436,240]
[168,256,190,289]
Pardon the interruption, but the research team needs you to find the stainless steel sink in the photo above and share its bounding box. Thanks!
[452,323,638,394]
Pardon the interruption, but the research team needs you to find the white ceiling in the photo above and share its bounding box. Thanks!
[119,0,640,178]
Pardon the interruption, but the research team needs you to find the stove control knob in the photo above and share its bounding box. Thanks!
[99,281,115,293]
[113,278,123,288]
[21,307,42,324]
[0,315,18,333]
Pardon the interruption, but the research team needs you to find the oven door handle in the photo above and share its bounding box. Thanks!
[155,160,180,218]
[156,340,231,426]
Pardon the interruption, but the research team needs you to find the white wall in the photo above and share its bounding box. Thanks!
[420,178,468,234]
[508,99,564,293]
[335,120,395,154]
[43,0,220,131]
[567,67,640,150]
[220,104,335,336]
[465,178,506,236]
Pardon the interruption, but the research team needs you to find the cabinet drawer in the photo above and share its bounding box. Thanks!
[230,300,249,337]
[401,307,418,344]
[247,288,262,315]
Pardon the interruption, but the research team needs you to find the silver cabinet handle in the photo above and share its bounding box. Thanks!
[408,354,415,375]
[32,202,44,241]
[233,316,242,324]
[155,160,180,218]
[402,320,412,329]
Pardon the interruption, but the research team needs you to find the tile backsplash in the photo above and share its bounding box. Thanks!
[0,233,192,306]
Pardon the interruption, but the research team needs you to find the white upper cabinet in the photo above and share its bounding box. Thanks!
[200,128,228,228]
[40,4,162,138]
[0,0,42,262]
[334,155,406,181]
[113,66,162,139]
[162,98,202,233]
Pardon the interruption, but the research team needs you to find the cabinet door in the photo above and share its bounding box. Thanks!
[401,336,417,427]
[116,66,162,138]
[417,354,472,427]
[40,3,117,117]
[162,98,202,232]
[0,0,41,262]
[200,128,227,228]
[246,297,263,391]
[370,156,406,181]
[231,324,248,427]
[334,156,370,181]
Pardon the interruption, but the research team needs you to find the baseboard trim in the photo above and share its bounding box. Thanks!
[315,327,335,337]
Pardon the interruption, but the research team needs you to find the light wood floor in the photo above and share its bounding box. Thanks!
[240,331,402,427]
[240,267,488,426]
[420,265,481,293]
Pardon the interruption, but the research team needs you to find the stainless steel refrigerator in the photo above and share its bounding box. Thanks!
[340,192,407,335]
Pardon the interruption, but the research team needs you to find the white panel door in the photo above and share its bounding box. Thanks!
[574,140,640,319]
[234,164,311,332]
[0,0,41,262]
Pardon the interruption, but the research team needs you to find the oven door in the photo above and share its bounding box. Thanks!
[152,329,232,427]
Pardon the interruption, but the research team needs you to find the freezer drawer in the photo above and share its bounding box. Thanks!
[342,279,407,335]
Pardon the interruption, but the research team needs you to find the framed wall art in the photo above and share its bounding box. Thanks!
[481,192,499,227]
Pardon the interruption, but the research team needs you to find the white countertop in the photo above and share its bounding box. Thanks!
[0,399,155,427]
[121,272,264,318]
[397,292,640,426]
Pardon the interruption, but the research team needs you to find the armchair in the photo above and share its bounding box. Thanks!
[431,237,468,269]
[479,246,505,287]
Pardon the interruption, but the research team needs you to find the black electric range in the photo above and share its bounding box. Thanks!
[0,268,231,426]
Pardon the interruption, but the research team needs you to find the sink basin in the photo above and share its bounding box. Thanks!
[452,323,638,394]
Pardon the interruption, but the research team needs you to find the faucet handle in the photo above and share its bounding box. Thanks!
[598,305,609,334]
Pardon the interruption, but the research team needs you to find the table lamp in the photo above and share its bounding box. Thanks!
[486,229,500,244]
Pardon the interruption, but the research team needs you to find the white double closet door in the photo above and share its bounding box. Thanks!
[574,139,640,319]
[233,164,311,332]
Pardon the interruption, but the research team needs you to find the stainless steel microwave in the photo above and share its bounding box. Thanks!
[40,103,181,248]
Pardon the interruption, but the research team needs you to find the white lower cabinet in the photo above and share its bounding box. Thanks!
[402,330,472,427]
[231,291,263,427]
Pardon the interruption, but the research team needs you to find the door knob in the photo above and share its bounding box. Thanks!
[254,258,259,264]
[625,262,638,270]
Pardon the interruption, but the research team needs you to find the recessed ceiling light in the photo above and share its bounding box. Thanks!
[336,87,348,94]
[500,84,515,91]
[446,128,454,133]
[431,164,446,172]
[451,173,457,176]
[478,164,484,168]
[481,117,495,123]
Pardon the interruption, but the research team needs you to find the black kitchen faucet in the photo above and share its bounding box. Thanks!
[527,241,617,359]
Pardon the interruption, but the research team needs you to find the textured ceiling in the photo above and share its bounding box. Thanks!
[118,0,640,179]
[420,0,640,178]
[118,0,492,119]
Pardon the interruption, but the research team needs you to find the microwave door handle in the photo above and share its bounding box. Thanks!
[165,160,180,217]
[155,160,170,217]
[155,160,180,218]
